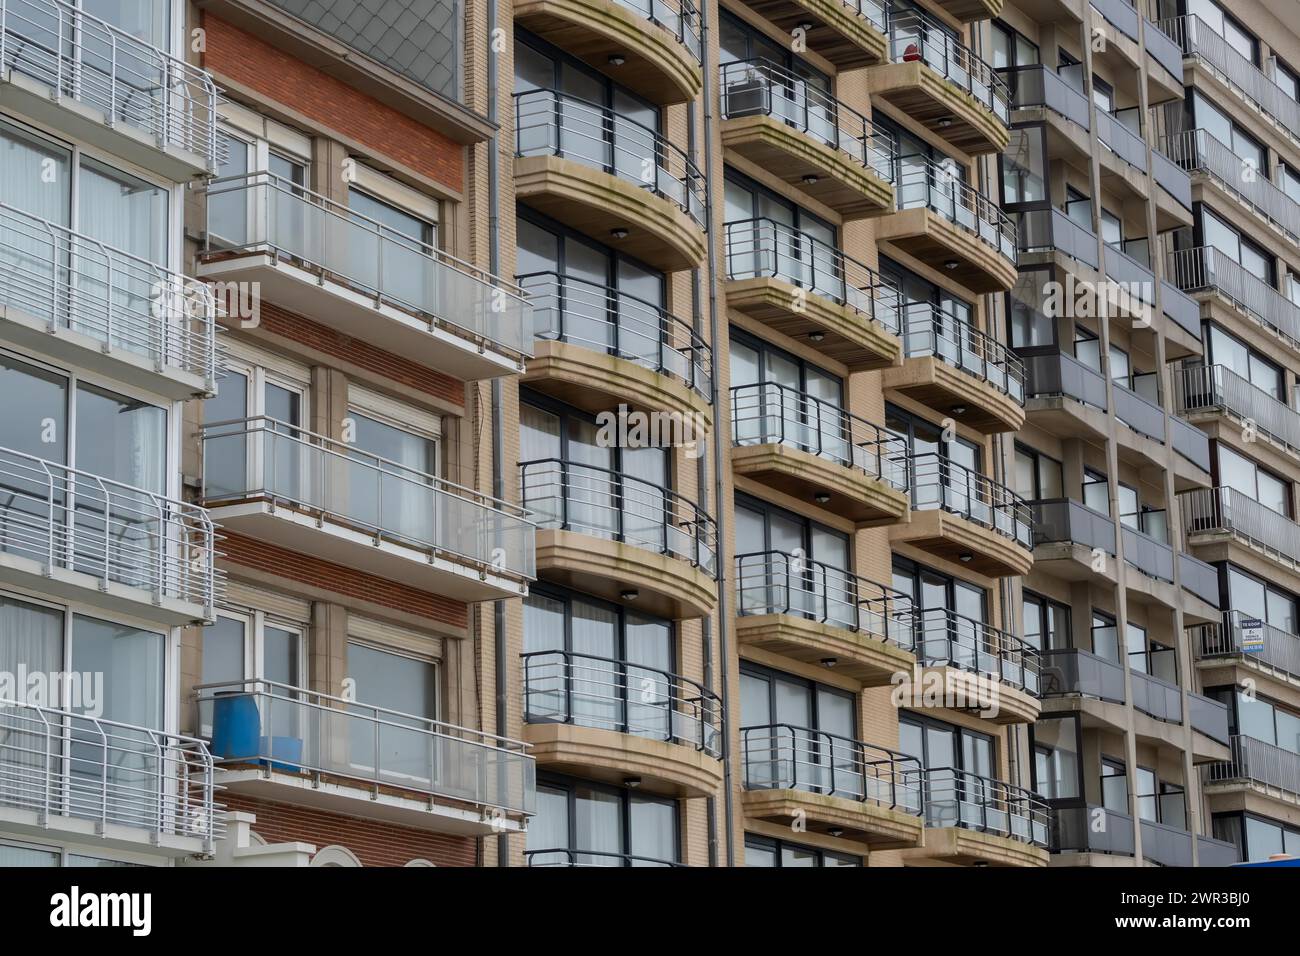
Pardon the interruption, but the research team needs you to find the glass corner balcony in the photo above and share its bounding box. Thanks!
[198,172,532,382]
[518,269,712,418]
[873,9,1011,155]
[200,416,535,602]
[718,59,895,218]
[0,444,218,625]
[729,0,890,69]
[730,381,910,525]
[514,88,706,272]
[196,678,535,833]
[0,0,220,177]
[722,217,903,370]
[911,768,1051,863]
[514,0,703,105]
[1193,610,1300,683]
[0,200,218,398]
[0,700,221,856]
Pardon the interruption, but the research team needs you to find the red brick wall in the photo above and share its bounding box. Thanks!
[202,15,463,193]
[224,794,477,867]
[222,533,469,630]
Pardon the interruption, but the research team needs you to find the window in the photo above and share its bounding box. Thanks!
[880,257,975,364]
[1092,611,1119,662]
[1224,565,1296,634]
[1100,758,1128,814]
[1031,715,1081,799]
[1023,591,1070,653]
[1206,324,1283,399]
[990,20,1039,69]
[1065,186,1092,230]
[1082,468,1109,515]
[744,835,859,867]
[876,112,967,221]
[1002,128,1048,207]
[1075,326,1101,372]
[723,171,840,303]
[1214,812,1300,862]
[1223,689,1300,755]
[529,777,679,866]
[1014,444,1063,501]
[1191,92,1266,177]
[1188,0,1258,64]
[200,608,306,734]
[1092,75,1114,114]
[0,840,146,868]
[1201,207,1274,283]
[893,556,988,672]
[345,642,438,783]
[1275,60,1300,102]
[899,714,997,827]
[1217,443,1291,516]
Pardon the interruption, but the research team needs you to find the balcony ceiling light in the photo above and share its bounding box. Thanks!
[814,492,832,504]
[959,553,974,563]
[623,776,642,788]
[802,174,820,185]
[951,404,967,415]
[621,589,640,601]
[937,117,954,128]
[944,259,960,270]
[828,827,845,837]
[608,54,626,66]
[809,330,826,342]
[820,657,838,668]
[610,228,630,240]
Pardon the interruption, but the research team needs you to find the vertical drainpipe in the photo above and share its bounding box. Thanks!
[487,0,510,868]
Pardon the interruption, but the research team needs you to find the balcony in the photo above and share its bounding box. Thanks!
[1171,415,1212,488]
[1011,0,1083,22]
[1039,648,1125,705]
[887,307,1025,433]
[0,202,217,398]
[740,724,924,847]
[1151,147,1193,231]
[1158,15,1300,153]
[903,769,1050,866]
[525,849,683,867]
[1103,244,1157,324]
[1175,365,1300,467]
[893,452,1033,579]
[0,0,219,177]
[723,218,902,370]
[877,159,1018,294]
[1022,352,1109,441]
[1168,247,1300,356]
[199,172,532,381]
[1194,610,1300,683]
[0,700,219,857]
[1113,378,1165,469]
[730,382,909,525]
[520,457,716,618]
[1029,499,1116,582]
[1143,17,1186,89]
[0,445,217,625]
[1095,110,1149,200]
[1051,804,1135,859]
[1182,485,1300,575]
[1001,65,1091,164]
[871,10,1010,155]
[926,0,1002,20]
[197,679,534,834]
[1205,735,1300,803]
[1180,552,1220,618]
[522,650,722,798]
[1139,819,1194,867]
[734,550,917,686]
[904,607,1041,724]
[1015,208,1099,274]
[738,0,889,69]
[518,270,712,423]
[719,60,895,219]
[1162,281,1202,356]
[514,0,703,104]
[201,416,535,602]
[514,89,707,272]
[1164,129,1300,246]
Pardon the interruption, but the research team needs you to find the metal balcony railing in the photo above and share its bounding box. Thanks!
[1022,351,1108,408]
[517,270,711,400]
[0,699,220,850]
[0,201,218,391]
[911,606,1041,695]
[718,59,896,182]
[896,155,1018,264]
[0,0,220,170]
[917,767,1051,846]
[1205,734,1300,798]
[723,217,902,335]
[522,649,722,756]
[1163,129,1300,243]
[1015,208,1099,269]
[201,416,536,581]
[909,451,1034,551]
[733,549,914,644]
[515,88,706,229]
[1174,363,1300,458]
[740,723,922,812]
[1192,610,1300,680]
[887,10,1010,125]
[1091,0,1138,40]
[1039,648,1126,703]
[519,457,715,575]
[1168,247,1300,350]
[1158,15,1300,150]
[195,678,534,815]
[901,304,1025,402]
[1181,485,1300,570]
[1096,110,1148,172]
[1051,803,1135,855]
[202,172,532,359]
[524,848,683,867]
[730,382,909,489]
[999,64,1090,128]
[611,0,702,62]
[0,445,217,613]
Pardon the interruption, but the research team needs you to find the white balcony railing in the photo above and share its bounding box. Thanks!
[1174,364,1300,459]
[1205,734,1300,799]
[1168,246,1300,351]
[0,0,220,169]
[1181,485,1300,570]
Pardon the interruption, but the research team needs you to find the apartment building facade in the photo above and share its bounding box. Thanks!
[1,0,1296,868]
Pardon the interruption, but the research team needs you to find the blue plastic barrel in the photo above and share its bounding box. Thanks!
[211,692,260,760]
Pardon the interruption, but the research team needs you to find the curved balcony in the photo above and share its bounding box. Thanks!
[0,699,219,857]
[740,724,924,847]
[0,201,217,398]
[518,270,712,424]
[514,0,702,105]
[723,218,902,370]
[719,59,895,219]
[877,158,1019,294]
[519,458,717,618]
[730,382,909,525]
[885,306,1025,433]
[870,10,1011,155]
[198,172,532,381]
[1168,247,1300,357]
[201,416,535,601]
[903,768,1050,866]
[0,445,217,625]
[521,649,722,797]
[514,89,706,272]
[734,550,917,686]
[739,0,889,68]
[0,0,219,177]
[197,678,535,834]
